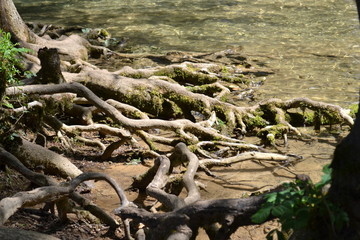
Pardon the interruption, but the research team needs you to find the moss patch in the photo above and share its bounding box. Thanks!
[155,67,218,85]
[244,114,268,131]
[257,124,288,145]
[348,103,358,118]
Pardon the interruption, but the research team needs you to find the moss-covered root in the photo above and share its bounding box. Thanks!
[243,97,354,144]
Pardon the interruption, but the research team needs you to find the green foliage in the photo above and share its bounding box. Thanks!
[1,96,14,109]
[0,30,29,85]
[252,165,349,239]
[216,117,226,127]
[0,31,36,147]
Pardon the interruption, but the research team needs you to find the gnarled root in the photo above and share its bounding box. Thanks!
[0,147,125,228]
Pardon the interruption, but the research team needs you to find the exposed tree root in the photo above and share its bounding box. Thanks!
[1,2,357,238]
[116,143,269,240]
[5,138,83,178]
[6,79,353,152]
[2,46,354,240]
[199,151,296,168]
[62,65,353,138]
[0,147,124,228]
[6,82,243,145]
[116,196,266,240]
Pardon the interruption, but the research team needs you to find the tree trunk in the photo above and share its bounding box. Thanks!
[36,47,65,84]
[0,0,39,43]
[0,0,89,60]
[328,102,360,240]
[327,2,360,239]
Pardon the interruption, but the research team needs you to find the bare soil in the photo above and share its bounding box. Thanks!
[0,126,348,240]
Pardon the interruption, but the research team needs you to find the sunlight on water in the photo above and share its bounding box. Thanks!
[14,0,360,106]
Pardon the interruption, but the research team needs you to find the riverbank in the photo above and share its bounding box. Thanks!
[14,0,360,106]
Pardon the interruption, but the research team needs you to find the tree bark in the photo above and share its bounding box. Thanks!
[0,0,89,60]
[328,104,360,240]
[327,2,360,239]
[116,196,265,240]
[36,47,65,84]
[0,0,38,43]
[7,138,83,178]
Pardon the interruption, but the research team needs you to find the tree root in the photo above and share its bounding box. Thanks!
[123,143,285,239]
[116,193,266,240]
[6,138,83,178]
[6,82,242,144]
[1,1,357,239]
[61,66,352,139]
[0,147,126,228]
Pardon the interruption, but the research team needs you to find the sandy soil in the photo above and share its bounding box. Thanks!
[83,126,347,239]
[0,121,348,240]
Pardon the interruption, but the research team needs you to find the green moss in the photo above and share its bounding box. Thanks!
[188,144,197,152]
[257,124,288,145]
[131,111,144,119]
[211,105,236,134]
[221,66,230,74]
[119,72,145,79]
[287,110,336,127]
[155,68,177,79]
[303,110,342,126]
[140,133,158,151]
[120,86,202,119]
[166,92,206,113]
[187,84,224,98]
[150,91,164,116]
[155,67,218,85]
[266,133,276,145]
[213,117,229,134]
[303,111,315,125]
[99,28,110,38]
[220,75,248,84]
[215,65,248,84]
[245,115,268,130]
[185,64,200,72]
[164,99,183,117]
[121,87,164,116]
[348,103,358,118]
[219,94,229,103]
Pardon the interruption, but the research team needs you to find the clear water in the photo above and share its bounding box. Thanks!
[14,0,360,106]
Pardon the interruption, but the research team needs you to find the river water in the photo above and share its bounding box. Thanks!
[14,0,360,106]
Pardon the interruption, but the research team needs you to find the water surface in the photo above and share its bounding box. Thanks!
[14,0,360,106]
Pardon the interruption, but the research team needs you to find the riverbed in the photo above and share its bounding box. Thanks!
[14,0,360,106]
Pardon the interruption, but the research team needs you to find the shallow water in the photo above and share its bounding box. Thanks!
[14,0,360,106]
